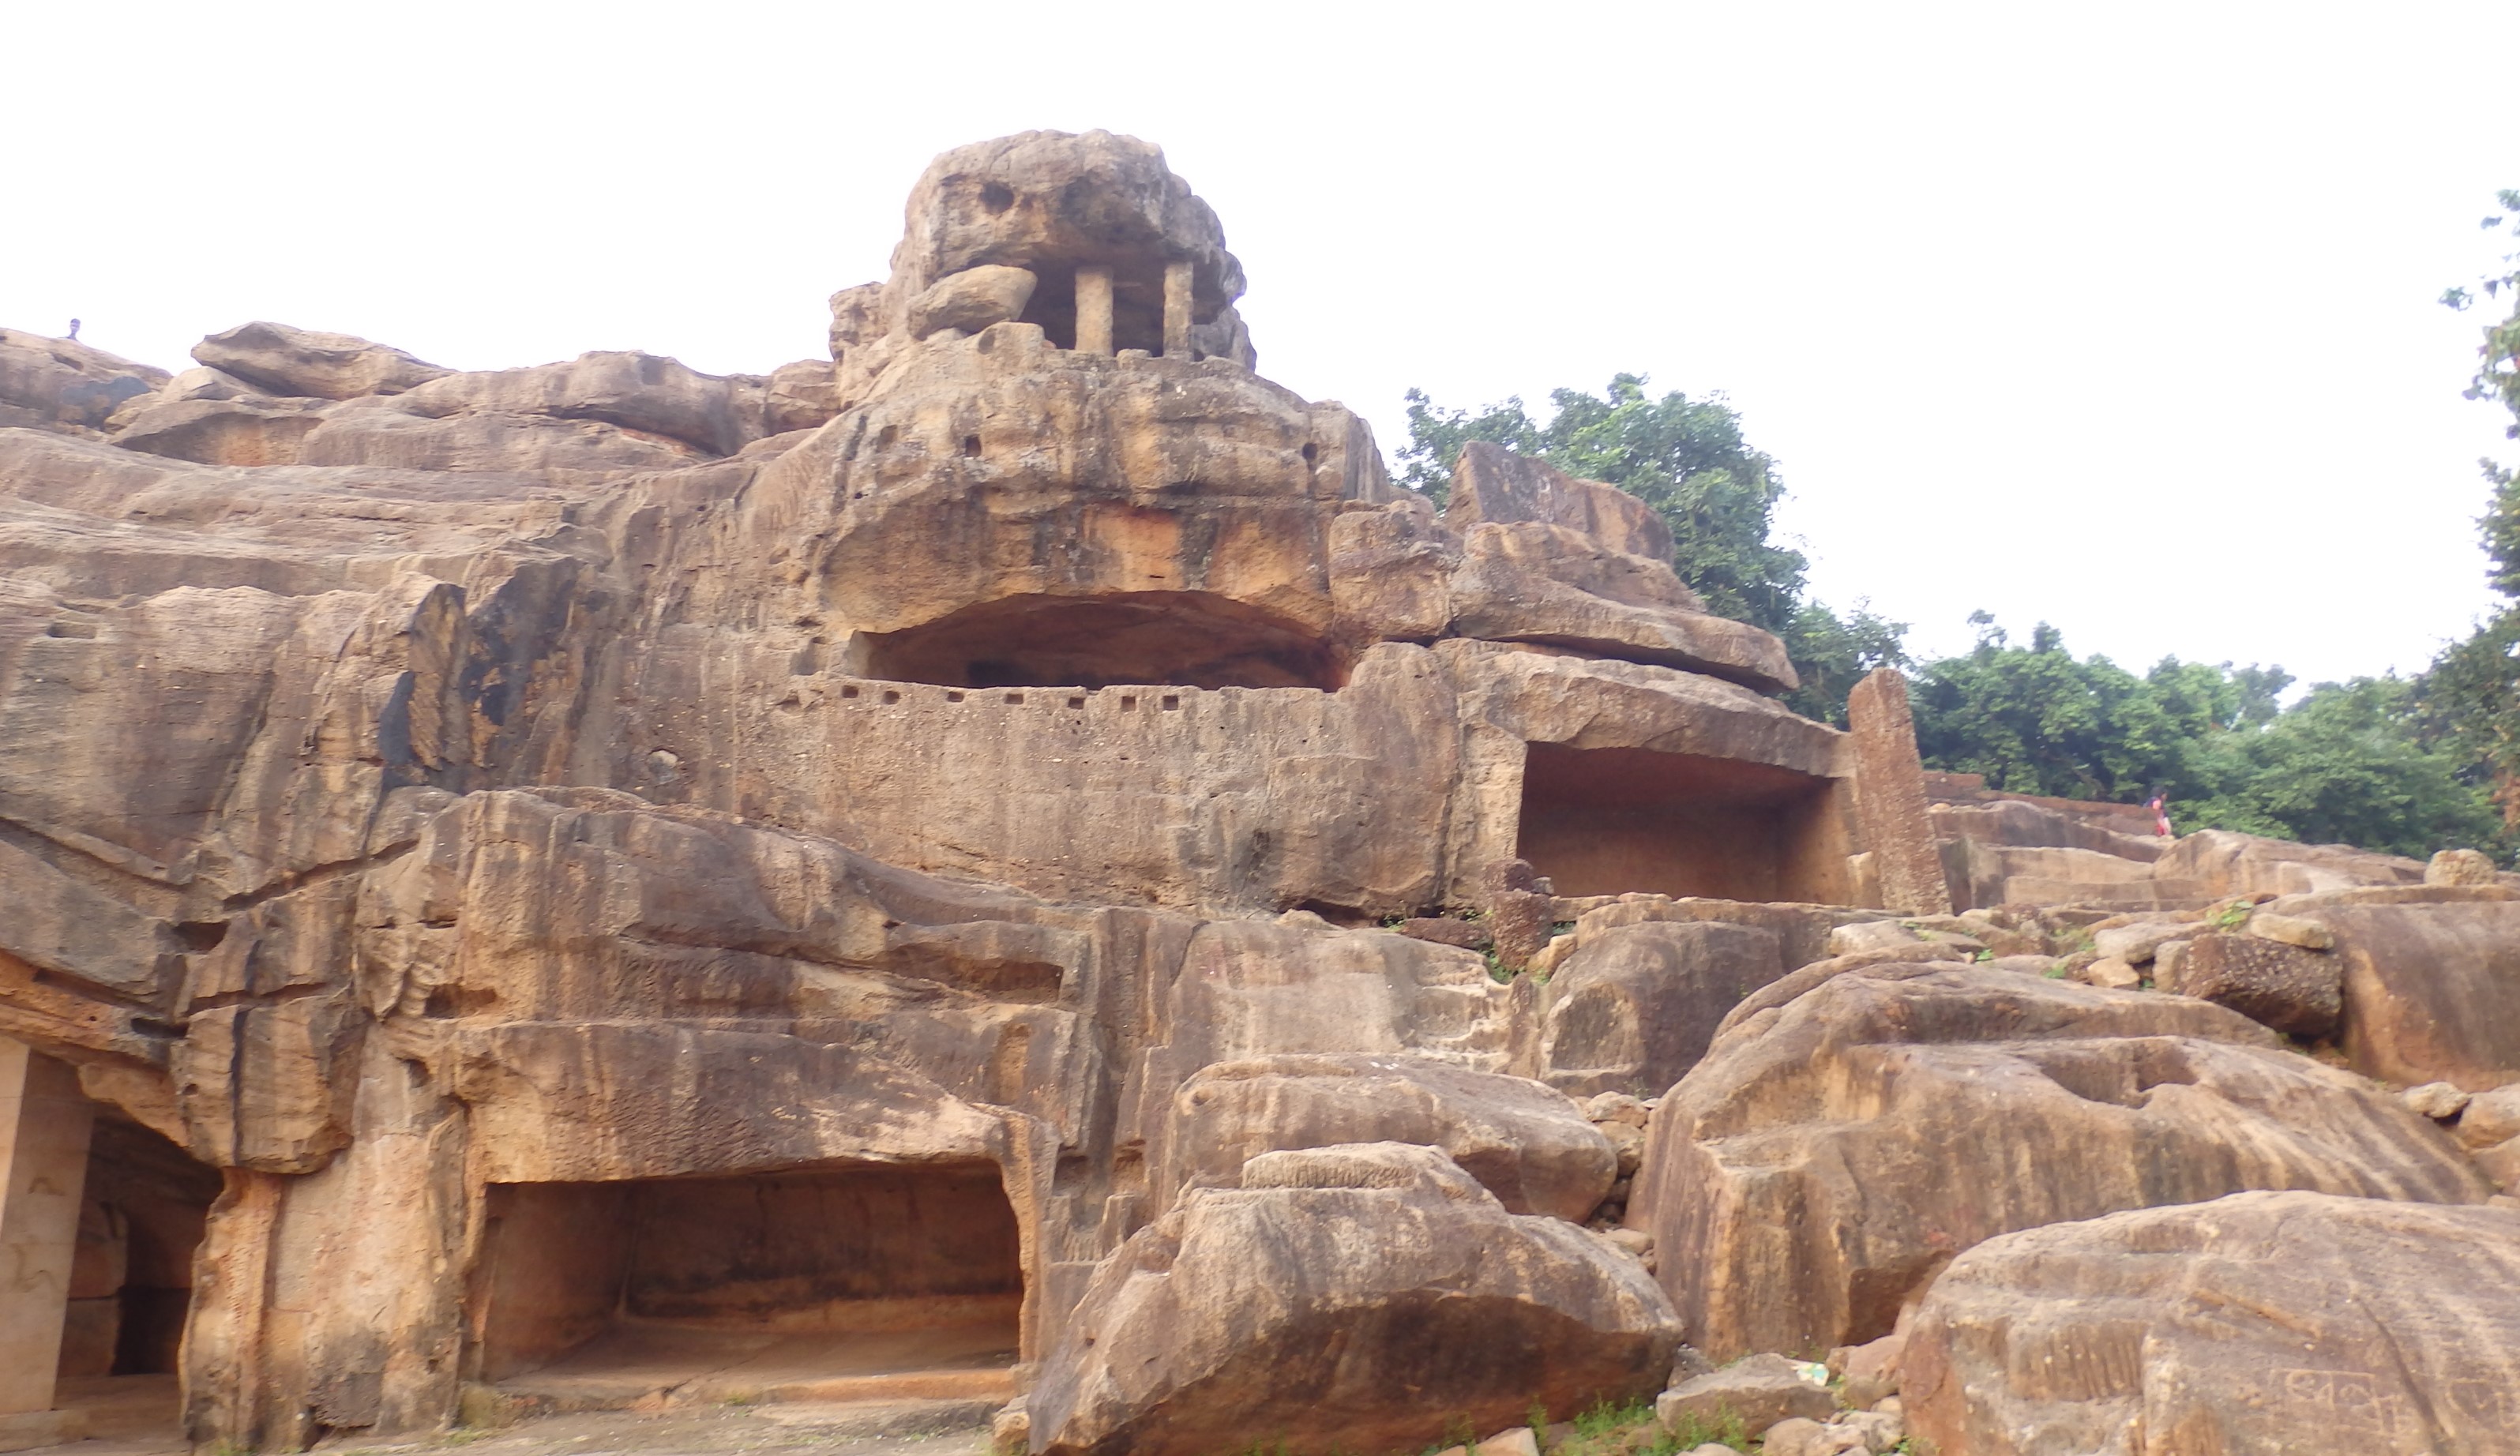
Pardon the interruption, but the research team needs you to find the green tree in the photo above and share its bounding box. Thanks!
[1910,615,2500,857]
[1397,375,1906,721]
[2421,190,2520,828]
[2179,677,2504,858]
[1909,617,2195,802]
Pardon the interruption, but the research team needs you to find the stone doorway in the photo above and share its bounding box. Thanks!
[60,1115,222,1383]
[1515,742,1850,904]
[474,1161,1024,1410]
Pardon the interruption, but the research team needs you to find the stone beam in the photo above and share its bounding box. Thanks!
[1846,667,1953,916]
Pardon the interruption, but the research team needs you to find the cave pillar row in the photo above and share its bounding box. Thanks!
[0,1038,94,1451]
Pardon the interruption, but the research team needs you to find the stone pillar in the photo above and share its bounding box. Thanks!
[1074,266,1114,355]
[1846,667,1954,916]
[0,1039,94,1450]
[1162,261,1194,358]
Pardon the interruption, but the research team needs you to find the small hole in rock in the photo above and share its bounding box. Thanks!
[981,182,1015,213]
[1005,692,1025,704]
[946,690,965,703]
[1162,695,1181,711]
[881,689,901,704]
[1121,696,1138,711]
[1067,696,1086,709]
[1301,443,1318,465]
[963,436,982,458]
[839,685,860,699]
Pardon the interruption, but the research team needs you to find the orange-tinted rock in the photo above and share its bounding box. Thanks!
[1627,966,2488,1361]
[1030,1144,1678,1456]
[1905,1191,2520,1455]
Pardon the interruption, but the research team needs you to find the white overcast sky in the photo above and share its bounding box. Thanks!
[9,2,2516,688]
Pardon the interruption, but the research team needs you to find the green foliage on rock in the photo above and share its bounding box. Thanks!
[1397,376,1905,723]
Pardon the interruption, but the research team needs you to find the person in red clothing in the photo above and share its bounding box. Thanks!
[2147,787,2173,839]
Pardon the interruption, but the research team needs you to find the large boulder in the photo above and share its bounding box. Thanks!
[1904,1191,2520,1455]
[1626,964,2490,1361]
[1029,1143,1679,1456]
[192,321,447,400]
[907,265,1040,340]
[1537,920,1786,1098]
[1161,1053,1615,1221]
[2307,894,2520,1089]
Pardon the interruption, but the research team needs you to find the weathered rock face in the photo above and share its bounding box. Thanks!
[1626,964,2491,1362]
[0,128,1984,1452]
[1028,1143,1680,1456]
[1531,920,1787,1098]
[1904,1191,2520,1455]
[0,328,169,435]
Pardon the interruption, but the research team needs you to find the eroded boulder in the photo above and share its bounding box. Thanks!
[908,265,1040,340]
[1161,1054,1615,1221]
[1904,1191,2520,1455]
[1030,1143,1679,1456]
[1627,965,2490,1361]
[193,321,446,400]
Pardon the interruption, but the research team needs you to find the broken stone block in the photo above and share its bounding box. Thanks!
[2158,929,2341,1037]
[1654,1353,1832,1439]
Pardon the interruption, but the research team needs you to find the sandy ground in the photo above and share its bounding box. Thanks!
[37,1379,998,1456]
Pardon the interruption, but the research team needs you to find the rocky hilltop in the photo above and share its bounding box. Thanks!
[3,131,2518,1456]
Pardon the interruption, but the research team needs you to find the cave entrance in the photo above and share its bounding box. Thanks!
[52,1111,221,1446]
[1015,262,1169,353]
[862,591,1346,691]
[1516,743,1848,903]
[475,1161,1023,1409]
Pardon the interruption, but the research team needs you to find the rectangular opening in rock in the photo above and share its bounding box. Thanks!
[475,1160,1024,1407]
[59,1114,222,1382]
[1515,742,1850,903]
[860,590,1347,690]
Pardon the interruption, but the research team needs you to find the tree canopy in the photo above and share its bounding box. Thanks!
[1906,617,2497,858]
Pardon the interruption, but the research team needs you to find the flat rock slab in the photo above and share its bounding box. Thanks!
[1905,1190,2520,1454]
